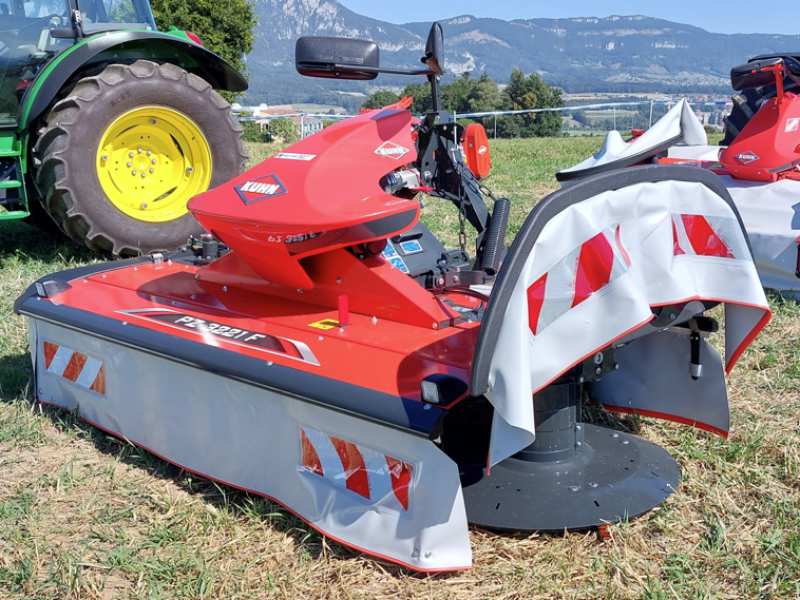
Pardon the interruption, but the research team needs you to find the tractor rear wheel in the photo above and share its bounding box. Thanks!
[33,60,247,256]
[721,78,800,146]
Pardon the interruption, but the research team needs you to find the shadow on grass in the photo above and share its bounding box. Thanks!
[0,351,34,406]
[0,219,96,265]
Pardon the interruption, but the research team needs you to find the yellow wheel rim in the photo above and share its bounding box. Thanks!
[96,106,212,223]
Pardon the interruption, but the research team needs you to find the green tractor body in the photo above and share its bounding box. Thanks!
[1,0,248,254]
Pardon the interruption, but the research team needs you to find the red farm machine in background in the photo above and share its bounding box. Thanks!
[559,53,800,298]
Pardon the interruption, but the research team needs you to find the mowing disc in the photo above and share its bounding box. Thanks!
[459,424,680,531]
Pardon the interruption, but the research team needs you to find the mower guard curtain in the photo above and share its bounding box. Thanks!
[485,173,770,467]
[722,176,800,300]
[558,99,708,180]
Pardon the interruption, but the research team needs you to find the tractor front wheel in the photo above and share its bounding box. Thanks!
[34,60,247,256]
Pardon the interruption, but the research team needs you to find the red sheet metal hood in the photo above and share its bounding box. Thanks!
[189,110,420,289]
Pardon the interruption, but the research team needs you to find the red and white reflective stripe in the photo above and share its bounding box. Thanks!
[672,213,749,260]
[528,226,630,337]
[301,426,413,511]
[43,341,105,394]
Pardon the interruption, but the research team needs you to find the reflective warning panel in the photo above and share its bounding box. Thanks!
[300,426,414,512]
[43,341,105,395]
[671,213,750,260]
[527,226,630,337]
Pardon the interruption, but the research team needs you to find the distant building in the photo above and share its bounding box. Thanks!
[253,104,322,139]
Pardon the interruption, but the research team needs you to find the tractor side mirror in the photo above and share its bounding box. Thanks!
[295,36,380,80]
[422,22,445,75]
[50,28,79,39]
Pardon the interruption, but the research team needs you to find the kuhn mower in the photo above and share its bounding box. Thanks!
[559,54,800,299]
[16,24,770,571]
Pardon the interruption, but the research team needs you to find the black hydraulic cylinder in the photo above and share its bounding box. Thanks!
[479,197,510,277]
[513,383,583,463]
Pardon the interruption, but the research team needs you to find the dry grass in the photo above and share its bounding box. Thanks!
[2,136,799,599]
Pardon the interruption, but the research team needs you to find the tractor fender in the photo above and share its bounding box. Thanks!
[19,30,247,132]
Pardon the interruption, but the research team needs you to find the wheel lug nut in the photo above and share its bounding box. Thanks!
[128,152,134,158]
[132,170,137,175]
[137,147,143,153]
[186,167,194,173]
[149,168,154,173]
[141,203,148,209]
[147,150,152,156]
[141,172,146,178]
[101,155,108,161]
[126,162,132,167]
[151,158,157,164]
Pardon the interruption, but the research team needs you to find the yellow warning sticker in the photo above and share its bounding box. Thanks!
[309,319,340,330]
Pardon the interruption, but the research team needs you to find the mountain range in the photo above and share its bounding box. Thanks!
[242,0,800,106]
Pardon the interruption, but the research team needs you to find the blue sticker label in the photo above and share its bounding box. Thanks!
[388,257,409,273]
[382,242,409,272]
[399,240,423,255]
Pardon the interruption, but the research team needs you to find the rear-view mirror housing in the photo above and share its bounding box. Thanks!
[295,36,380,80]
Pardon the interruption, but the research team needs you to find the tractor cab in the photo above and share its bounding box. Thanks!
[0,0,156,126]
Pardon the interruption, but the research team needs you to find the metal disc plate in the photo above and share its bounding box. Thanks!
[460,424,680,531]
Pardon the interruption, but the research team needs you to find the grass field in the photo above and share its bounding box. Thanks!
[2,136,800,599]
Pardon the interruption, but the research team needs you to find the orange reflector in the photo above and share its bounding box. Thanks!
[463,124,491,179]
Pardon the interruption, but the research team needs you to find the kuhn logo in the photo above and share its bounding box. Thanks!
[234,174,287,204]
[477,145,488,155]
[785,117,800,133]
[375,141,410,160]
[735,151,760,165]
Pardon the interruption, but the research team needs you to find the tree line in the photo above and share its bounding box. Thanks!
[363,69,564,138]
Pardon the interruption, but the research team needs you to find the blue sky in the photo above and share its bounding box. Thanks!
[338,1,800,36]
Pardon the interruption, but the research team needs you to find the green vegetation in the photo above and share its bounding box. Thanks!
[240,116,300,144]
[151,0,257,83]
[363,69,564,137]
[267,118,300,144]
[2,136,799,598]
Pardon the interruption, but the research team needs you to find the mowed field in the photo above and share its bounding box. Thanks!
[1,137,800,599]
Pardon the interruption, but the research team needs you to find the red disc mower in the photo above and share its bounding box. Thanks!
[16,23,770,572]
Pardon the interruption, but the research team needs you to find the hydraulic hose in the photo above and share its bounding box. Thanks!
[479,197,510,277]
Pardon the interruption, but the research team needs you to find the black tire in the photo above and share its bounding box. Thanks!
[33,60,248,256]
[721,89,761,146]
[721,79,800,146]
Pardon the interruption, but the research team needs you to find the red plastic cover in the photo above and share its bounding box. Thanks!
[720,94,800,182]
[189,110,420,290]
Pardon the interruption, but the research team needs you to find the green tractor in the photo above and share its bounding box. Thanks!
[0,0,248,255]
